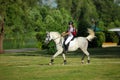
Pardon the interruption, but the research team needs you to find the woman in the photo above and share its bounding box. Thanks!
[63,21,76,53]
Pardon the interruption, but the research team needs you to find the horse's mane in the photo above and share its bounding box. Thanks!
[50,31,61,36]
[49,31,62,39]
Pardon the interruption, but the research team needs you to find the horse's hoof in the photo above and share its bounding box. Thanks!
[81,61,84,64]
[63,60,67,65]
[49,62,53,65]
[87,60,90,63]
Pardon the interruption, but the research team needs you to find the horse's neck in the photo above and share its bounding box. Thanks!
[54,37,64,45]
[51,32,62,44]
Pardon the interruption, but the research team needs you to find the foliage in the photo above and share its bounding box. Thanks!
[47,40,56,55]
[35,31,46,49]
[105,31,119,43]
[96,32,106,47]
[93,0,120,26]
[114,20,120,27]
[97,20,106,31]
[0,0,120,49]
[3,38,37,49]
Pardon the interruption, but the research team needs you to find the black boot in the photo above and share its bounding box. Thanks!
[64,43,69,54]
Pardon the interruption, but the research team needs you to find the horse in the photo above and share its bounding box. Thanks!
[44,29,95,65]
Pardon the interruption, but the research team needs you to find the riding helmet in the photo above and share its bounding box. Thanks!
[68,21,73,25]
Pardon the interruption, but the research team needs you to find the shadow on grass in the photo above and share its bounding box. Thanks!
[3,49,50,57]
[2,47,120,58]
[90,47,120,58]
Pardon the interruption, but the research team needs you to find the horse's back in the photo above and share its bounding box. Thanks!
[76,37,88,49]
[68,37,88,51]
[76,37,88,42]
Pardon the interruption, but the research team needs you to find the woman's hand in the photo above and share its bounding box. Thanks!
[62,32,68,37]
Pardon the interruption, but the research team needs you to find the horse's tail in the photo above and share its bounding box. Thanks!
[86,28,95,41]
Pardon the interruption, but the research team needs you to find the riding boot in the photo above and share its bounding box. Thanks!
[64,43,69,54]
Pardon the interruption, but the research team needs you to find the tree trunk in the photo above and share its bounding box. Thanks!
[0,33,4,53]
[0,18,4,54]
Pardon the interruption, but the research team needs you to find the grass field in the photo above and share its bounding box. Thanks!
[0,47,120,80]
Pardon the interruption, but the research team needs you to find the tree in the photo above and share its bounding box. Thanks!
[0,0,6,53]
[0,16,4,53]
[77,0,98,36]
[57,0,72,11]
[1,0,120,49]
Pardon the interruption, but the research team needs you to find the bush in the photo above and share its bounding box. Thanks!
[36,42,43,50]
[35,32,46,49]
[3,38,37,49]
[89,32,105,47]
[105,31,119,44]
[47,40,56,55]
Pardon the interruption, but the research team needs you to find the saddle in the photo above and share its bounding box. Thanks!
[63,36,75,53]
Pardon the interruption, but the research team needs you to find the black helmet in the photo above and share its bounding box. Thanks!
[68,21,73,25]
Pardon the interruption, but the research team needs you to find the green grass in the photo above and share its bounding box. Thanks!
[0,47,120,80]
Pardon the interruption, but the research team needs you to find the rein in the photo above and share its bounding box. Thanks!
[52,36,63,45]
[46,32,64,45]
[53,36,61,41]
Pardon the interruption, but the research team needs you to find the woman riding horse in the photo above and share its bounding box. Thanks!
[63,21,77,53]
[45,29,95,65]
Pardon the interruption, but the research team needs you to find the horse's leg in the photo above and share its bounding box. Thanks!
[81,49,90,64]
[49,50,63,65]
[81,54,85,64]
[62,53,67,65]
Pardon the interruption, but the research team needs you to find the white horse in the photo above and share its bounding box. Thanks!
[45,29,95,65]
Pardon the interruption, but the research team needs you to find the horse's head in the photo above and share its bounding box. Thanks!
[44,31,52,44]
[45,31,62,44]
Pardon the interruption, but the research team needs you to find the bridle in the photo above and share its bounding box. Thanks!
[45,32,63,45]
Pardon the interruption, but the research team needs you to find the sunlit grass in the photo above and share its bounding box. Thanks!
[0,47,120,80]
